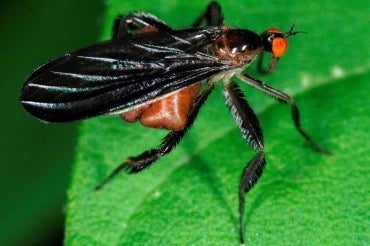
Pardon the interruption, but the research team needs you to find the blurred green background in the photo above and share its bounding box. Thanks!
[0,1,103,245]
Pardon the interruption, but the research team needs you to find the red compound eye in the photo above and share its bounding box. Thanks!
[271,36,288,58]
[265,28,288,58]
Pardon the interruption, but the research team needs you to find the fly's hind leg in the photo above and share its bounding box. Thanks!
[113,12,172,39]
[114,1,223,38]
[193,1,224,27]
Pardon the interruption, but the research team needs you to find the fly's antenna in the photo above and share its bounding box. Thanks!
[284,20,307,38]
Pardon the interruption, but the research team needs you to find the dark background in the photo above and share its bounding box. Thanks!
[0,1,103,245]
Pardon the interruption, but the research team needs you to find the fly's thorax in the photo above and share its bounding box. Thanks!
[213,26,262,67]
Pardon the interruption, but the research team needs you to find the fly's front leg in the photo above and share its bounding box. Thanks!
[237,72,332,155]
[223,82,266,245]
[256,51,279,74]
[95,84,215,191]
[113,12,172,39]
[193,1,224,27]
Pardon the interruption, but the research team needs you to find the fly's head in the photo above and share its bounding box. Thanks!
[261,22,303,71]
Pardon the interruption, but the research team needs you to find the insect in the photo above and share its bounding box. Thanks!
[20,1,331,244]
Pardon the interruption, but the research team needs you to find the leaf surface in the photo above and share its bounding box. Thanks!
[66,1,369,245]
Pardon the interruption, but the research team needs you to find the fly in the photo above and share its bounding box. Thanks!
[20,1,331,244]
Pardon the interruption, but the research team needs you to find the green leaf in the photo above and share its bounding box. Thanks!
[66,1,369,245]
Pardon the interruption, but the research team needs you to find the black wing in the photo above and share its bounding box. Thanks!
[21,26,230,123]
